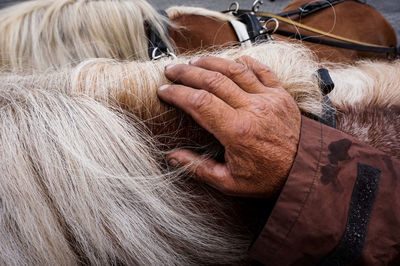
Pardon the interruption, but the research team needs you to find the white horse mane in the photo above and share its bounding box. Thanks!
[0,29,399,265]
[0,79,251,265]
[0,0,174,71]
[1,0,399,265]
[166,6,234,22]
[0,0,242,73]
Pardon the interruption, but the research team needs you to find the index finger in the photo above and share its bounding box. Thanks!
[157,84,237,145]
[190,56,282,91]
[164,63,249,108]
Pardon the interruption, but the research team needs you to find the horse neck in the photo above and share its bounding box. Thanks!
[168,14,238,54]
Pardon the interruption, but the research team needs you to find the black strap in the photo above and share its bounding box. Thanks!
[317,69,336,129]
[236,13,267,43]
[306,96,337,129]
[317,68,335,96]
[306,69,336,128]
[319,96,337,129]
[275,29,399,57]
[278,0,353,19]
[147,10,170,59]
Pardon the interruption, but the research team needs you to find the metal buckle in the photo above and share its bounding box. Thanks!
[252,0,263,12]
[260,18,279,41]
[264,18,279,34]
[228,1,239,14]
[259,17,279,40]
[228,0,263,14]
[298,7,308,13]
[151,47,177,60]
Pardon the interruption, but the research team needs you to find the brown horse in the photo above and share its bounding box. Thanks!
[0,1,399,264]
[167,0,397,62]
[0,0,397,72]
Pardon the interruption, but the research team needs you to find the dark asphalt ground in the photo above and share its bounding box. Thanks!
[1,0,399,42]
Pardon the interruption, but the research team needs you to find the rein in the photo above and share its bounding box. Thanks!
[223,1,399,59]
[276,0,364,19]
[147,1,399,60]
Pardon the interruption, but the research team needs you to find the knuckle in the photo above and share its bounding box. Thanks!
[240,55,253,62]
[257,65,273,76]
[253,101,271,114]
[282,94,299,111]
[204,72,226,89]
[234,118,254,138]
[228,61,248,77]
[258,66,281,84]
[188,90,213,110]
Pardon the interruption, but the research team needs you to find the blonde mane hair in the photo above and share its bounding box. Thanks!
[0,0,174,71]
[0,78,251,265]
[1,42,399,264]
[72,41,324,117]
[166,5,233,22]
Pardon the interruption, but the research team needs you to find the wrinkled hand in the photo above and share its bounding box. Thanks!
[157,56,301,198]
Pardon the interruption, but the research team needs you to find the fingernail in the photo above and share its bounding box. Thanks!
[168,158,179,167]
[189,57,200,65]
[158,84,170,91]
[165,64,176,71]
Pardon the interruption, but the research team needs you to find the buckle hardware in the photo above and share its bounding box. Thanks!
[252,0,263,13]
[151,48,177,60]
[228,1,239,14]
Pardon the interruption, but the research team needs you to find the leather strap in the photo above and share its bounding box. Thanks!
[147,10,170,59]
[276,29,399,56]
[230,10,399,57]
[229,20,253,48]
[317,68,335,96]
[277,0,347,19]
[241,10,393,48]
[236,13,267,43]
[306,69,336,128]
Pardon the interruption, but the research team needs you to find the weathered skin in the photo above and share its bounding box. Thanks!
[157,56,301,198]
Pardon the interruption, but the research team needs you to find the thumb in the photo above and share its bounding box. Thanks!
[167,149,236,194]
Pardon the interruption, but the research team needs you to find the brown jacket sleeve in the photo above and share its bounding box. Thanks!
[249,116,400,265]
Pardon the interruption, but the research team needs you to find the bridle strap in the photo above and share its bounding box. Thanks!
[277,29,398,55]
[147,10,176,60]
[235,13,268,43]
[277,0,347,19]
[229,20,252,47]
[232,9,399,57]
[238,10,390,48]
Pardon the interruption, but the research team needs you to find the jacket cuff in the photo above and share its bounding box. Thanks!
[249,116,359,265]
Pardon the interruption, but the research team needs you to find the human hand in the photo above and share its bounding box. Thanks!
[157,56,301,198]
